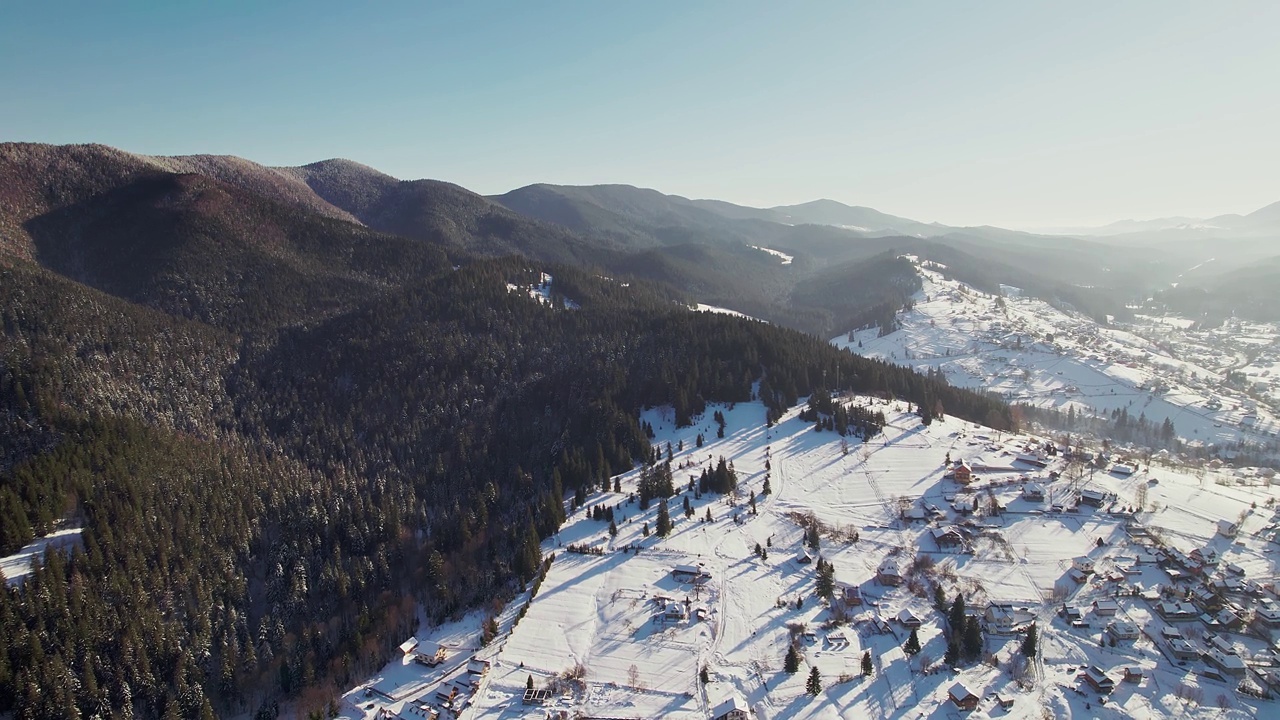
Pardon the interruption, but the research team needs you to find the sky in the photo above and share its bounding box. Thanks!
[2,1,1278,228]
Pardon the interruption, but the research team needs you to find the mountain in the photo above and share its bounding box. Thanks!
[766,198,942,236]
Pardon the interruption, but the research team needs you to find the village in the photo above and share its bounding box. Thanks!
[336,385,1280,720]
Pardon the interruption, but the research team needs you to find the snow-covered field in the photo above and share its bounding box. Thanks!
[338,394,1280,720]
[1,526,82,586]
[832,259,1280,455]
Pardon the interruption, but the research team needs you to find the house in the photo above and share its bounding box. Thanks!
[1189,547,1219,566]
[903,507,927,523]
[952,496,977,514]
[1205,649,1247,677]
[837,582,863,607]
[795,550,812,565]
[1112,464,1136,476]
[995,693,1014,710]
[1080,489,1108,507]
[1022,483,1046,501]
[931,526,965,551]
[1016,452,1047,467]
[1156,601,1198,621]
[672,564,711,582]
[897,608,923,628]
[1072,556,1095,574]
[663,602,688,621]
[1124,667,1145,684]
[1067,568,1088,584]
[710,696,750,720]
[466,658,491,675]
[1092,598,1119,616]
[1167,637,1199,660]
[1257,605,1280,627]
[953,461,973,484]
[948,682,980,710]
[1083,665,1115,694]
[398,638,420,656]
[1106,620,1140,642]
[1217,519,1239,537]
[433,686,458,706]
[414,642,447,667]
[877,558,903,586]
[985,604,1034,634]
[1214,608,1243,631]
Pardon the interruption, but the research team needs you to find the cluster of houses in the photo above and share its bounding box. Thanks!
[385,640,492,718]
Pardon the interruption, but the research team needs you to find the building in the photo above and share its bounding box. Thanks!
[1106,620,1140,642]
[877,558,903,586]
[897,608,922,628]
[1092,598,1119,616]
[1112,464,1135,476]
[1205,649,1247,677]
[1217,519,1239,537]
[985,604,1035,634]
[1167,637,1199,660]
[1083,666,1115,694]
[1022,483,1046,501]
[948,683,979,711]
[466,658,491,675]
[953,461,973,484]
[522,688,552,706]
[1124,667,1145,684]
[710,696,750,720]
[1080,489,1108,507]
[672,563,711,582]
[837,582,863,608]
[414,642,447,667]
[795,550,812,565]
[398,638,419,656]
[1072,556,1095,574]
[1257,605,1280,627]
[1156,601,1198,621]
[931,526,965,551]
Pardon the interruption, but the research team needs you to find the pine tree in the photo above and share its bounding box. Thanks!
[784,643,800,674]
[1020,623,1038,659]
[861,650,873,676]
[945,640,960,666]
[933,584,947,611]
[903,628,921,655]
[806,666,822,696]
[963,616,983,660]
[700,665,709,684]
[656,499,672,537]
[526,675,534,690]
[949,594,966,636]
[815,559,835,601]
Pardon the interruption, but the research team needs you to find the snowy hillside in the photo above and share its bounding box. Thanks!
[833,258,1280,456]
[337,396,1280,720]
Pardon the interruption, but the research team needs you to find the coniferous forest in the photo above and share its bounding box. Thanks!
[0,143,1012,718]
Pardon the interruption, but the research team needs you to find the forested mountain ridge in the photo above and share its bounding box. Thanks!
[0,143,1012,719]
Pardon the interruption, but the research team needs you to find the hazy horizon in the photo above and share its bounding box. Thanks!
[4,1,1277,228]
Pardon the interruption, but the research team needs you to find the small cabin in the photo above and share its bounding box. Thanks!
[672,564,711,583]
[1123,667,1144,684]
[949,683,979,710]
[414,642,447,667]
[710,695,750,720]
[876,559,903,587]
[1083,665,1114,694]
[1022,483,1045,501]
[1217,519,1239,538]
[897,608,922,628]
[953,462,973,484]
[1092,598,1118,616]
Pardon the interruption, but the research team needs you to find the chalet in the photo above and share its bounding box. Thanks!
[1189,547,1219,566]
[1111,464,1135,476]
[710,695,750,720]
[1080,489,1108,507]
[1160,626,1184,641]
[1067,568,1088,584]
[1022,483,1046,501]
[985,604,1034,634]
[1156,601,1198,621]
[398,638,420,656]
[1106,620,1140,642]
[897,608,923,628]
[836,582,863,607]
[466,658,491,675]
[662,602,688,621]
[931,527,965,551]
[1016,452,1047,467]
[1124,667,1145,684]
[876,558,903,587]
[1167,638,1199,660]
[1072,556,1095,574]
[1217,519,1239,538]
[995,693,1014,710]
[903,506,927,523]
[795,550,812,565]
[1257,606,1280,627]
[1225,562,1246,576]
[1083,665,1115,694]
[1205,649,1247,677]
[522,688,552,706]
[953,461,973,484]
[433,685,458,706]
[672,564,711,582]
[1092,598,1119,616]
[414,642,447,667]
[948,682,980,711]
[952,496,977,514]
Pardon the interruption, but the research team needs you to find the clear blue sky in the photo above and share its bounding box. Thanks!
[3,1,1277,227]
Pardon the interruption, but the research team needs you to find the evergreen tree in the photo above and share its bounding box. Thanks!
[815,559,835,601]
[656,499,672,537]
[945,640,960,666]
[903,628,921,655]
[933,584,947,611]
[861,651,873,676]
[527,675,534,690]
[784,643,800,674]
[1020,623,1038,659]
[806,666,822,696]
[948,594,966,635]
[700,665,709,684]
[963,616,983,660]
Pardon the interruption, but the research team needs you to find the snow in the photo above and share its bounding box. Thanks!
[750,246,795,265]
[506,272,579,309]
[694,304,761,322]
[832,259,1280,452]
[1,526,82,586]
